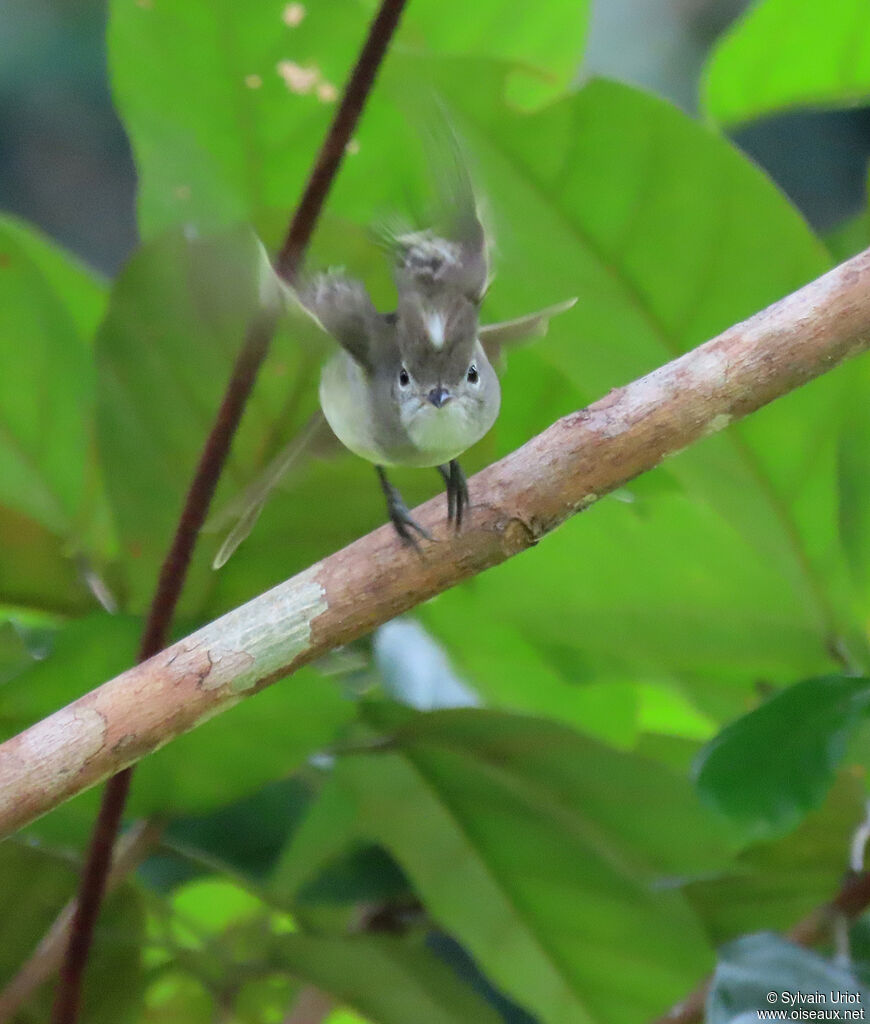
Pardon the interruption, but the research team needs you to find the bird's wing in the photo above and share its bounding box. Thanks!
[209,412,337,569]
[295,272,381,372]
[479,298,577,362]
[378,112,491,304]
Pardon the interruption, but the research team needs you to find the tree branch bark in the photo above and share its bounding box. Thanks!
[3,246,870,837]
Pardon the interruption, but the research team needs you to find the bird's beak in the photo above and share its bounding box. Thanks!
[427,387,451,408]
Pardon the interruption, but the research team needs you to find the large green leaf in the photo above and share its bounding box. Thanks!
[694,675,870,839]
[399,0,590,107]
[278,706,739,1024]
[94,228,323,612]
[272,933,503,1024]
[108,0,589,237]
[704,0,870,127]
[0,215,108,554]
[0,613,142,735]
[109,0,367,238]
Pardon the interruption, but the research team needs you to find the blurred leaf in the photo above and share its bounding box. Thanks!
[0,506,95,615]
[694,676,870,839]
[109,0,589,238]
[825,208,870,263]
[0,843,144,1024]
[684,771,866,943]
[130,667,353,817]
[703,0,870,127]
[0,214,106,337]
[837,358,870,613]
[141,972,214,1023]
[272,933,503,1024]
[145,777,313,891]
[398,0,590,107]
[0,215,106,536]
[169,876,266,933]
[296,843,411,906]
[707,933,869,1024]
[0,620,31,683]
[109,0,368,237]
[0,613,141,736]
[280,706,739,1024]
[94,228,322,613]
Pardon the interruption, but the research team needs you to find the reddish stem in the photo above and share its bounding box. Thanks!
[51,1,410,1020]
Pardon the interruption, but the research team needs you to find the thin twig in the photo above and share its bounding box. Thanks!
[49,2,410,1021]
[283,986,335,1024]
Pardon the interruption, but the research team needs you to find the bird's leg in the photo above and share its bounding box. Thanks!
[375,466,432,548]
[437,460,469,530]
[437,464,455,523]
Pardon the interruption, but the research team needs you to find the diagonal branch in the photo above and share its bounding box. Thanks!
[3,246,870,838]
[50,2,411,1021]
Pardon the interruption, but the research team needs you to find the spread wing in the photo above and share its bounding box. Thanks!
[480,298,577,363]
[296,272,383,372]
[210,412,337,569]
[379,116,491,305]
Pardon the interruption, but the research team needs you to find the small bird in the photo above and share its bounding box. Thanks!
[301,179,575,545]
[211,150,575,567]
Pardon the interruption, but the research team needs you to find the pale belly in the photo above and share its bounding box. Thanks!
[318,352,494,468]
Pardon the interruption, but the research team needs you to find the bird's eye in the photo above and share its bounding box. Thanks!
[398,367,410,387]
[467,363,479,384]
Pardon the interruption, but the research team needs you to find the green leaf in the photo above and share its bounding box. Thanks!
[707,933,869,1024]
[272,933,503,1024]
[0,843,144,1024]
[0,215,106,535]
[704,0,870,127]
[130,667,353,816]
[399,0,591,107]
[0,504,111,616]
[108,0,368,237]
[94,228,322,612]
[694,676,870,839]
[281,706,739,1024]
[825,208,870,264]
[0,620,31,683]
[0,214,106,337]
[109,0,589,238]
[0,613,142,736]
[837,359,870,614]
[684,771,866,943]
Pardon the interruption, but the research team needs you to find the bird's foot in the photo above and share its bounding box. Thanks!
[376,466,432,550]
[438,460,469,530]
